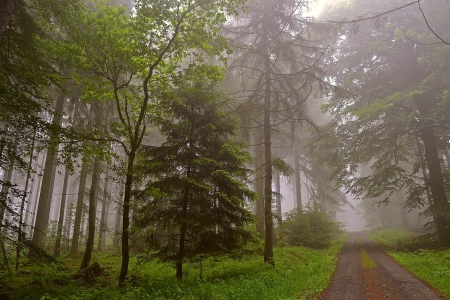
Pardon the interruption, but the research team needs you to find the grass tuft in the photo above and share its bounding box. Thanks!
[360,250,376,269]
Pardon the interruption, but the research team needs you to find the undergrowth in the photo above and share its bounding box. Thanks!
[0,235,346,300]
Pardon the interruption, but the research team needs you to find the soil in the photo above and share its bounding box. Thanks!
[318,232,446,300]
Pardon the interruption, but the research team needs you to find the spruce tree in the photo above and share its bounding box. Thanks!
[135,69,256,280]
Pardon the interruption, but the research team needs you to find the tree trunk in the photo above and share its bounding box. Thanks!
[98,172,109,251]
[263,23,274,266]
[28,152,45,237]
[254,143,265,239]
[119,152,135,286]
[414,94,450,245]
[15,123,36,270]
[70,160,89,257]
[32,89,65,249]
[54,167,70,257]
[24,154,40,233]
[397,192,409,228]
[0,0,21,44]
[416,138,437,224]
[275,170,282,228]
[80,156,100,270]
[294,147,302,209]
[0,165,13,230]
[177,161,191,281]
[113,186,122,249]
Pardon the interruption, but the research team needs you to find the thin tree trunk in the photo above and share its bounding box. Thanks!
[0,165,13,230]
[80,156,100,270]
[0,0,21,44]
[24,156,40,232]
[15,124,36,271]
[32,89,65,249]
[294,147,302,209]
[98,173,109,251]
[64,201,74,250]
[119,152,135,286]
[177,161,191,281]
[0,235,10,275]
[263,23,274,266]
[54,167,70,257]
[70,160,89,257]
[113,186,122,249]
[255,143,265,239]
[275,170,282,228]
[28,152,45,237]
[397,192,409,228]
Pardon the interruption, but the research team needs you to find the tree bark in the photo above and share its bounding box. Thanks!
[98,172,109,251]
[54,167,70,257]
[70,160,89,257]
[263,22,274,266]
[294,147,302,209]
[80,156,100,270]
[0,165,13,230]
[15,123,36,270]
[176,161,191,281]
[32,89,65,249]
[0,0,21,44]
[275,170,282,228]
[416,138,437,226]
[28,152,45,237]
[113,184,122,249]
[414,94,450,245]
[119,152,135,286]
[255,143,265,239]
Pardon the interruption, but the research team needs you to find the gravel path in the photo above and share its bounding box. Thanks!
[319,232,446,300]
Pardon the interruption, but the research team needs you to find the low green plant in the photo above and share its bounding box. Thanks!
[368,228,415,250]
[1,236,346,300]
[283,207,344,248]
[360,250,376,269]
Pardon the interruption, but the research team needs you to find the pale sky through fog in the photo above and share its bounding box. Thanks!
[308,0,331,17]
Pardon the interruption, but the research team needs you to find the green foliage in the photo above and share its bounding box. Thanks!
[134,74,257,275]
[283,207,344,249]
[368,228,416,250]
[0,241,345,299]
[311,0,450,238]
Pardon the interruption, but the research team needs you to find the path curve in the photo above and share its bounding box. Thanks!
[319,232,446,300]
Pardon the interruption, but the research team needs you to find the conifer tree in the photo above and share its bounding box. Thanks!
[135,69,256,280]
[226,0,334,265]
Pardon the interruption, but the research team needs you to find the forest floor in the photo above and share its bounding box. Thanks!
[319,231,446,300]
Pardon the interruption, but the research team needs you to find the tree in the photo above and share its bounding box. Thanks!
[67,0,246,285]
[313,0,450,244]
[135,71,256,280]
[1,0,80,256]
[226,0,334,265]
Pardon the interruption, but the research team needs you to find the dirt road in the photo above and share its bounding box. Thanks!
[320,232,446,300]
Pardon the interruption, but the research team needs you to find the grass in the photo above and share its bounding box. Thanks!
[368,228,450,298]
[0,235,346,300]
[359,250,376,269]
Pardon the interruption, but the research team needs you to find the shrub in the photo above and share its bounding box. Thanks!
[283,207,343,248]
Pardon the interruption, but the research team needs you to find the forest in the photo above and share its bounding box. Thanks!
[1,0,450,299]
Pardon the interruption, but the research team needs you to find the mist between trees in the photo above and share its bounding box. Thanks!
[0,0,449,287]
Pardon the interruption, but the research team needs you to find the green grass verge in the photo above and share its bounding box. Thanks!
[368,228,450,298]
[0,236,346,300]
